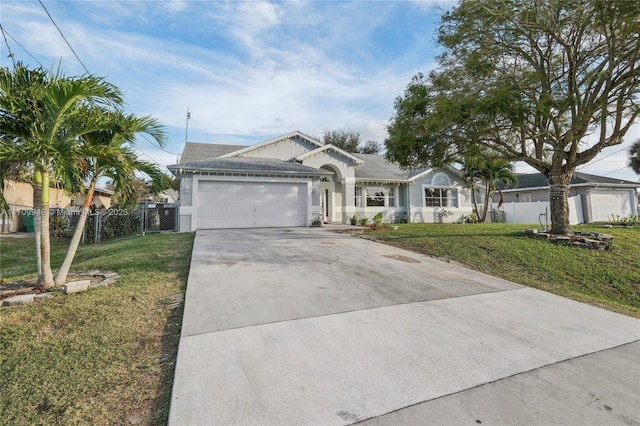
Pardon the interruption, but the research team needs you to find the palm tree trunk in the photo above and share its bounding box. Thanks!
[469,184,479,220]
[55,179,96,286]
[32,180,43,285]
[39,170,55,290]
[481,182,491,223]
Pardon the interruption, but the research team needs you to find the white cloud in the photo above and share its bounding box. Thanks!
[7,0,634,183]
[164,0,189,13]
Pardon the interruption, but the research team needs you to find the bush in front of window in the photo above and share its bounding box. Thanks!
[373,212,384,227]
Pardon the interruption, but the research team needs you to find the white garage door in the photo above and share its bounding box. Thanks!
[590,190,633,222]
[197,181,308,228]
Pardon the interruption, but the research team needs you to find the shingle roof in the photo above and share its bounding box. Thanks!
[179,142,246,164]
[352,153,427,180]
[513,172,639,189]
[177,140,436,181]
[169,157,332,176]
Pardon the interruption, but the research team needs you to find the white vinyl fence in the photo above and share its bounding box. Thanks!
[500,195,583,225]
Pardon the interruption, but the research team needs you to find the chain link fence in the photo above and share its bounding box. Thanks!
[84,203,179,243]
[1,202,179,243]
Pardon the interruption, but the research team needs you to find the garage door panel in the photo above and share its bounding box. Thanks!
[590,191,632,222]
[197,181,307,228]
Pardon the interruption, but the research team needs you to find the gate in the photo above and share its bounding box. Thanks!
[141,202,179,234]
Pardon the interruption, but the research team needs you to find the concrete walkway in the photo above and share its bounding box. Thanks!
[169,228,640,425]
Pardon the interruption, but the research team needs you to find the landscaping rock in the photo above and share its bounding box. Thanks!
[63,280,90,294]
[3,294,35,306]
[552,236,571,245]
[35,292,55,301]
[522,229,614,250]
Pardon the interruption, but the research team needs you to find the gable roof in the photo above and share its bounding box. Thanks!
[169,157,331,176]
[296,145,364,165]
[179,142,246,164]
[220,131,323,158]
[352,153,462,183]
[174,131,469,183]
[353,153,416,180]
[507,172,639,190]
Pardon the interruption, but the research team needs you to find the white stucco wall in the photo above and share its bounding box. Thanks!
[407,170,474,223]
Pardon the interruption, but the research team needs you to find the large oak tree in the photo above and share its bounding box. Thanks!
[386,0,640,234]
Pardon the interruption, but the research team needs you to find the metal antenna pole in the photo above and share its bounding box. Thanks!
[185,107,191,143]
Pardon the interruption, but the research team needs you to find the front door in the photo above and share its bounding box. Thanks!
[320,182,333,223]
[325,189,330,223]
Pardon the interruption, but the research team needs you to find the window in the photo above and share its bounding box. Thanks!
[355,187,363,207]
[388,187,395,207]
[518,193,532,203]
[366,187,385,207]
[357,186,397,207]
[424,188,458,207]
[431,172,451,186]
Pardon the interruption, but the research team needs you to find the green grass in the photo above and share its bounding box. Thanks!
[1,223,638,423]
[0,232,195,425]
[364,223,640,318]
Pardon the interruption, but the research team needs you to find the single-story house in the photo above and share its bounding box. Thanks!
[497,172,639,223]
[168,131,477,230]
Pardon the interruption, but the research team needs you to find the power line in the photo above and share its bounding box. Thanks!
[38,0,90,74]
[139,133,181,156]
[577,145,629,171]
[136,148,171,173]
[0,24,44,68]
[0,24,16,67]
[600,165,631,176]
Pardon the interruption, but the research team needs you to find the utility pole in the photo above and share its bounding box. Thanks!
[185,107,191,144]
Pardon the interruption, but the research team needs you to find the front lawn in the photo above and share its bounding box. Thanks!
[364,223,640,318]
[0,232,194,425]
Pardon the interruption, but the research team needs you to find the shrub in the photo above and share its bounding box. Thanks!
[373,212,384,227]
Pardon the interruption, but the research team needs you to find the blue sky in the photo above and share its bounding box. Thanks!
[1,0,638,182]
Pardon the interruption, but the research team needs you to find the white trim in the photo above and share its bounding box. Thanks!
[407,165,464,183]
[295,144,365,165]
[219,131,323,158]
[422,184,459,208]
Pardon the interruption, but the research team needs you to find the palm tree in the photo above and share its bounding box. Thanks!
[630,139,640,175]
[54,110,167,285]
[462,156,518,222]
[0,63,122,289]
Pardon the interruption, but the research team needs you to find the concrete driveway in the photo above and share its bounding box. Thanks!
[169,228,640,425]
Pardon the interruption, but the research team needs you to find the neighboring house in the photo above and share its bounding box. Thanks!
[1,180,113,233]
[497,172,639,223]
[168,131,476,230]
[155,188,179,204]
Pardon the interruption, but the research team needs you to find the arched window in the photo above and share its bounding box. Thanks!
[431,172,451,186]
[424,172,458,207]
